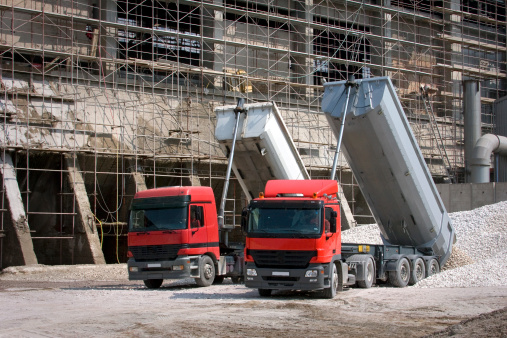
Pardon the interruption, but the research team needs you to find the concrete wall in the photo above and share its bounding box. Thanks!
[437,182,507,213]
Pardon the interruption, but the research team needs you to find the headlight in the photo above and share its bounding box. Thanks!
[246,268,257,276]
[173,265,184,271]
[129,267,138,272]
[305,270,318,278]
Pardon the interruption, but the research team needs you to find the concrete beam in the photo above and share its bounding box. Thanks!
[131,172,148,192]
[65,155,105,264]
[189,174,201,187]
[0,152,38,267]
[337,184,356,230]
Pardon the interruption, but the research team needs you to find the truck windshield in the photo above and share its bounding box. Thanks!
[248,207,322,238]
[129,207,187,231]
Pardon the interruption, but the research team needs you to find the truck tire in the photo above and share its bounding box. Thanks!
[426,258,440,277]
[409,257,426,285]
[258,289,272,297]
[357,258,375,288]
[195,256,215,287]
[143,279,163,289]
[322,263,338,299]
[388,257,410,287]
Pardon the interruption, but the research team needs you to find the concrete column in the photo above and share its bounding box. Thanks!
[0,153,37,267]
[65,155,105,264]
[100,0,117,77]
[200,0,226,89]
[202,0,224,89]
[291,0,313,92]
[448,0,464,121]
[383,0,392,73]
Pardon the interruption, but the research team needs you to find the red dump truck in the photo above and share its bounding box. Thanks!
[127,186,240,287]
[242,77,455,297]
[243,179,345,297]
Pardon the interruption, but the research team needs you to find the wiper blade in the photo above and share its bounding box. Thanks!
[249,230,277,237]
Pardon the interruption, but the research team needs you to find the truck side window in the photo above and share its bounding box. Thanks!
[324,207,332,233]
[190,205,204,228]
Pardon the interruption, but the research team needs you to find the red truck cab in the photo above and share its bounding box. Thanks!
[243,180,343,297]
[127,186,220,288]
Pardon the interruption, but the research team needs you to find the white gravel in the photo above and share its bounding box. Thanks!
[0,263,129,282]
[341,201,507,288]
[342,223,383,245]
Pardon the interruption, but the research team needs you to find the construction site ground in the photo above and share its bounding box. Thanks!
[1,266,506,337]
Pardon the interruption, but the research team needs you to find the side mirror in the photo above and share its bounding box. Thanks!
[330,211,338,233]
[241,209,249,232]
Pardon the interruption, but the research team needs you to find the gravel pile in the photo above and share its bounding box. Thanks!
[0,263,128,281]
[342,201,507,288]
[342,223,383,245]
[416,201,507,288]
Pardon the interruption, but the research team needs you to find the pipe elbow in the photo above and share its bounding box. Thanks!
[471,134,507,167]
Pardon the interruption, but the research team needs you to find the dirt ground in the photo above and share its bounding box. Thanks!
[1,272,506,338]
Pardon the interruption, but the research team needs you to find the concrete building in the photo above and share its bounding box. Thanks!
[0,0,505,267]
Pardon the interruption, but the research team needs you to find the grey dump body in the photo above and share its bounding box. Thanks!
[215,102,309,201]
[322,77,455,266]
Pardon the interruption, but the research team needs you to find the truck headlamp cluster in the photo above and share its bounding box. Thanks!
[129,267,138,272]
[246,268,258,276]
[305,270,318,278]
[172,265,184,271]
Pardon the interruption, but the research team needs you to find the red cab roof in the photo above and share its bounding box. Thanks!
[264,180,338,198]
[134,186,215,202]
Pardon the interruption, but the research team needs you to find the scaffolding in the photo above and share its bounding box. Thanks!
[0,0,505,267]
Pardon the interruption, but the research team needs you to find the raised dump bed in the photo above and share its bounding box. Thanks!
[321,77,455,265]
[215,102,309,201]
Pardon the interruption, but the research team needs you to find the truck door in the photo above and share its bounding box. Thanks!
[189,204,208,253]
[322,205,340,257]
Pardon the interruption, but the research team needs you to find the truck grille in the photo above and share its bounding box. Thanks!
[249,250,317,268]
[129,244,182,261]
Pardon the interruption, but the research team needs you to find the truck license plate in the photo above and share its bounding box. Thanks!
[147,263,161,268]
[272,271,289,276]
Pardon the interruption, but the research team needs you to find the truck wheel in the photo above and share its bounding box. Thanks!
[258,289,272,297]
[409,257,426,285]
[143,279,163,289]
[357,258,375,288]
[388,257,410,287]
[322,263,338,299]
[426,258,440,277]
[212,276,224,284]
[195,256,215,287]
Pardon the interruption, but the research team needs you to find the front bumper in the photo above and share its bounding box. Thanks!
[127,256,196,280]
[244,262,331,291]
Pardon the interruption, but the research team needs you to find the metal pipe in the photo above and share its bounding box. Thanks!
[470,134,507,183]
[495,154,499,183]
[218,98,244,230]
[463,80,482,183]
[330,83,353,181]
